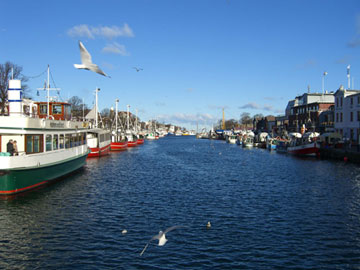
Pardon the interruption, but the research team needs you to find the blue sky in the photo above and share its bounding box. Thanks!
[1,0,360,130]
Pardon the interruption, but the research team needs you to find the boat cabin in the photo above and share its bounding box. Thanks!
[34,102,72,120]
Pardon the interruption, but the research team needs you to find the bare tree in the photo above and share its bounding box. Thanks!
[240,112,252,129]
[0,62,29,114]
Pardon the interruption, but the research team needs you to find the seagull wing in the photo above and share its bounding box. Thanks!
[139,233,162,256]
[92,65,109,77]
[164,225,184,234]
[79,41,92,65]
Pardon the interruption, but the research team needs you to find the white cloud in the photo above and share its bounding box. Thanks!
[67,24,94,39]
[102,42,129,55]
[67,24,134,39]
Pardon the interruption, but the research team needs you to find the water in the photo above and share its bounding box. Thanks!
[1,136,360,269]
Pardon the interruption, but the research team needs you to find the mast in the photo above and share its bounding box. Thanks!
[36,65,60,118]
[95,88,100,128]
[135,109,138,133]
[115,99,119,133]
[222,108,225,129]
[126,104,130,131]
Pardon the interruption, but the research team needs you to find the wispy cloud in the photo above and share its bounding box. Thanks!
[102,42,129,55]
[208,105,230,110]
[239,102,260,110]
[296,59,317,69]
[348,14,360,47]
[155,101,166,107]
[67,24,134,39]
[335,55,352,64]
[239,102,283,114]
[157,113,216,125]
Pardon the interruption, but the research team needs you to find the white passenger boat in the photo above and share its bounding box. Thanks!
[0,78,89,195]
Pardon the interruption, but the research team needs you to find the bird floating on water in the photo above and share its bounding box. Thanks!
[206,221,211,229]
[74,41,110,78]
[133,67,143,72]
[122,229,128,234]
[140,226,183,256]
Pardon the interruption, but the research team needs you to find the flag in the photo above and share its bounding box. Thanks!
[347,65,350,78]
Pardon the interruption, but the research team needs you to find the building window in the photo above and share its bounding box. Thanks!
[358,96,360,104]
[341,97,343,107]
[336,113,338,122]
[341,113,343,122]
[358,111,360,121]
[351,98,353,105]
[351,112,353,122]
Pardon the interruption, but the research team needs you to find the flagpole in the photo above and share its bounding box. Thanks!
[347,65,351,89]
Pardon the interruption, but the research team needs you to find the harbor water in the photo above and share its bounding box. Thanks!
[1,136,360,269]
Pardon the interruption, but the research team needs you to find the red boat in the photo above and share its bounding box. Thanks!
[87,128,111,157]
[287,132,320,157]
[287,142,320,157]
[127,140,138,147]
[137,139,144,145]
[110,141,128,151]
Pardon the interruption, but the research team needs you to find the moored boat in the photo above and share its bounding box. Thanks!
[87,128,111,157]
[287,132,320,157]
[0,78,89,195]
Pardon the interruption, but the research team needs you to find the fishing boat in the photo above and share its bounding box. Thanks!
[242,131,255,148]
[0,77,89,195]
[146,132,156,140]
[137,134,145,145]
[86,88,111,157]
[87,128,111,157]
[227,134,237,144]
[110,99,128,151]
[287,132,320,157]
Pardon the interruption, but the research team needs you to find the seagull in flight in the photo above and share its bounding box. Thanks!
[74,41,110,78]
[140,226,183,256]
[133,67,143,72]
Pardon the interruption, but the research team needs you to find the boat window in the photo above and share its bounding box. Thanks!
[25,134,43,154]
[82,133,87,144]
[77,133,82,146]
[52,105,62,115]
[53,134,58,150]
[40,104,47,115]
[59,134,64,149]
[65,134,71,149]
[46,135,52,151]
[100,134,105,142]
[71,134,77,147]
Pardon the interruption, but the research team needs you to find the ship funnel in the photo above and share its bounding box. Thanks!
[8,80,22,116]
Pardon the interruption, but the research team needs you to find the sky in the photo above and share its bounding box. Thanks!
[1,0,360,130]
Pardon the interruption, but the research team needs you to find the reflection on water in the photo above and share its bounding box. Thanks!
[1,136,360,269]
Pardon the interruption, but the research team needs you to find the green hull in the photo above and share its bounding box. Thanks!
[0,153,88,195]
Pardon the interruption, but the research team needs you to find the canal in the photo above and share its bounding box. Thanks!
[1,136,360,269]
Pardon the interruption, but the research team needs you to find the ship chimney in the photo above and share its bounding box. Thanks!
[8,80,22,116]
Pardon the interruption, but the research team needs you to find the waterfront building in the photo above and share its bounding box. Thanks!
[287,92,334,133]
[334,85,360,142]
